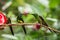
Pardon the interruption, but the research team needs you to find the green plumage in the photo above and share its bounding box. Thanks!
[17,14,27,34]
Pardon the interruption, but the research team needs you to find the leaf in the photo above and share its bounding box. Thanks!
[22,14,37,23]
[49,0,59,8]
[13,0,25,6]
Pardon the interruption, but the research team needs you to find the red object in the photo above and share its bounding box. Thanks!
[23,10,28,16]
[0,12,8,25]
[33,23,41,30]
[23,13,28,16]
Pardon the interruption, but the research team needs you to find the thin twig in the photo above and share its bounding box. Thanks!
[0,23,36,26]
[0,23,37,29]
[0,23,60,33]
[42,25,60,33]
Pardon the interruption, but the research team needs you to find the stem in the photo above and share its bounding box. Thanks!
[42,25,60,33]
[0,23,36,26]
[0,23,60,33]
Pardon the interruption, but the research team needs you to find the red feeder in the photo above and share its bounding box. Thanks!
[0,12,8,30]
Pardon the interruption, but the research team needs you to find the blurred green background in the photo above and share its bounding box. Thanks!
[0,0,60,40]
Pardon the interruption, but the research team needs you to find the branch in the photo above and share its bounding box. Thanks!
[0,23,60,33]
[42,25,60,33]
[0,23,36,26]
[39,16,60,33]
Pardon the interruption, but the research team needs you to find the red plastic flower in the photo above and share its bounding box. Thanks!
[0,12,8,25]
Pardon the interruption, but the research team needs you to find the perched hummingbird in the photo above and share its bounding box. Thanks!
[17,13,26,34]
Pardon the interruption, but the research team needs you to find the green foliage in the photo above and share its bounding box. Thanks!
[0,0,60,40]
